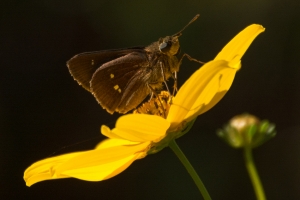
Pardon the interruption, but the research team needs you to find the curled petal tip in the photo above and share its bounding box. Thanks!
[214,24,265,62]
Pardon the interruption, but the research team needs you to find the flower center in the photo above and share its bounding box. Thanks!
[133,91,171,118]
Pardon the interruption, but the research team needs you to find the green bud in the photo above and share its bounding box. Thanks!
[217,114,276,148]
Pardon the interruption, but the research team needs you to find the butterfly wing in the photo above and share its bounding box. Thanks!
[67,47,144,91]
[90,51,152,114]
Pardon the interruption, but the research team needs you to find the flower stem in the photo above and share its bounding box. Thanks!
[169,139,211,200]
[244,146,266,200]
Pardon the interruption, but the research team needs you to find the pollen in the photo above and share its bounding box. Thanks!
[118,89,121,93]
[134,91,171,118]
[91,60,94,65]
[114,85,119,90]
[110,74,114,78]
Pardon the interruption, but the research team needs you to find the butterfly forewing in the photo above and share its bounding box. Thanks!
[67,47,144,90]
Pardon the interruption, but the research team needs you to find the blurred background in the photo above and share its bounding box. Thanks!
[1,0,300,199]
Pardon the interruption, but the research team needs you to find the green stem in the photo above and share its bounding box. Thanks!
[169,140,211,200]
[244,146,266,200]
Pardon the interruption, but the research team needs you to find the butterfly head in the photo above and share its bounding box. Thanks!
[158,35,180,56]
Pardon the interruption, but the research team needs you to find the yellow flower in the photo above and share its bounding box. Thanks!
[24,115,169,186]
[24,24,265,186]
[167,24,265,129]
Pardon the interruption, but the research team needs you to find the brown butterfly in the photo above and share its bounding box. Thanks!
[67,14,201,114]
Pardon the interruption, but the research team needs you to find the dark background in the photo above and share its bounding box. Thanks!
[1,0,300,199]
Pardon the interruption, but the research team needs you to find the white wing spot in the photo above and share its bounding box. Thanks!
[110,74,114,78]
[114,85,119,90]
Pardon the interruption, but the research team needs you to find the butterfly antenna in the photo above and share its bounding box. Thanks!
[173,14,200,37]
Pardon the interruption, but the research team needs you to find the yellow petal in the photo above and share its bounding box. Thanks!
[214,24,265,66]
[167,60,233,127]
[24,152,85,186]
[184,67,236,121]
[167,24,265,129]
[56,142,150,175]
[101,125,124,140]
[62,152,142,181]
[24,142,150,186]
[102,114,170,142]
[96,138,141,149]
[25,172,70,187]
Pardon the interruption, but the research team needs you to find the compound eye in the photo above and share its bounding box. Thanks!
[159,41,172,53]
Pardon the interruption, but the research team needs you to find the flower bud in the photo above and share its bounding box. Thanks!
[217,113,276,148]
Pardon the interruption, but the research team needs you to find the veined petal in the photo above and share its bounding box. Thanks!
[184,66,236,121]
[25,172,70,187]
[96,138,141,149]
[56,142,150,175]
[24,152,85,186]
[167,24,264,129]
[167,60,234,127]
[101,125,125,140]
[214,24,265,65]
[62,152,143,181]
[102,114,170,142]
[24,142,150,186]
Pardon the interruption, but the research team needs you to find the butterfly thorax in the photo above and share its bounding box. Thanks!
[144,35,180,89]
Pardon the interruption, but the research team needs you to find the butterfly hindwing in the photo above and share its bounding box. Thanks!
[90,51,152,114]
[67,47,144,91]
[117,70,152,113]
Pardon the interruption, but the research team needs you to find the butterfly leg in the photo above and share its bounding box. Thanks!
[179,53,205,65]
[171,71,178,96]
[159,62,171,95]
[149,91,154,101]
[172,53,204,95]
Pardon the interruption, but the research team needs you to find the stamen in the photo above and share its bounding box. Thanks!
[133,91,171,118]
